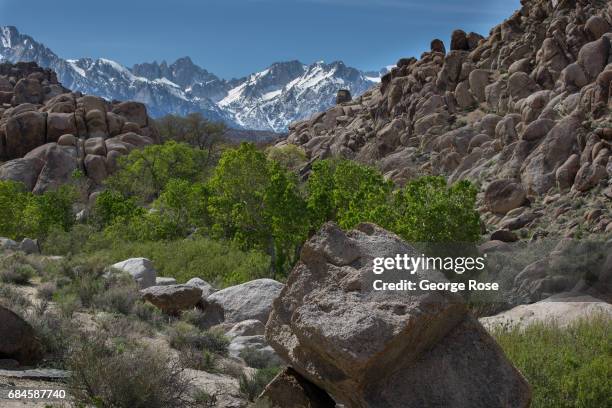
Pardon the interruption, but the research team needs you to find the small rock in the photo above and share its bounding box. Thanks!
[205,279,284,324]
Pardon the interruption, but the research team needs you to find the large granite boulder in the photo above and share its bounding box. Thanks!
[111,258,157,288]
[5,111,46,159]
[141,284,202,315]
[0,157,44,190]
[205,278,283,324]
[266,222,531,408]
[0,305,43,365]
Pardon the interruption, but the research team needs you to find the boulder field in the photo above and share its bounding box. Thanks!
[280,0,612,239]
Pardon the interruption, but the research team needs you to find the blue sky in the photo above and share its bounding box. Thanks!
[0,0,520,79]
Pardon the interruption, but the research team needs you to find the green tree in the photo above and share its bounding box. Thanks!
[207,143,308,276]
[306,159,393,230]
[153,179,211,235]
[105,141,209,203]
[306,160,480,244]
[266,145,307,172]
[0,180,29,239]
[391,176,480,243]
[0,180,76,240]
[91,190,145,229]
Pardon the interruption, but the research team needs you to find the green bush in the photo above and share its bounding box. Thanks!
[0,180,76,240]
[493,316,611,408]
[266,144,307,171]
[307,160,481,243]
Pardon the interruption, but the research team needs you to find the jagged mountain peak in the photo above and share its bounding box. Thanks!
[0,25,380,132]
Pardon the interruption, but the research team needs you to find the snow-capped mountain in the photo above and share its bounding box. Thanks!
[0,26,379,132]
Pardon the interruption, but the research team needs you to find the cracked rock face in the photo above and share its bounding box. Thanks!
[266,222,531,408]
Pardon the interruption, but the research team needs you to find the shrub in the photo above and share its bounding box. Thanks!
[0,283,32,312]
[239,367,281,402]
[67,336,194,408]
[178,347,218,371]
[0,253,41,285]
[168,321,229,356]
[92,284,140,315]
[71,237,269,286]
[493,316,611,408]
[26,306,76,368]
[36,281,57,301]
[90,190,145,230]
[0,263,35,285]
[239,347,278,369]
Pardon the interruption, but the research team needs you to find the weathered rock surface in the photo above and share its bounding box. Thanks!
[205,279,283,324]
[266,222,531,408]
[110,258,157,289]
[0,305,43,365]
[141,284,202,315]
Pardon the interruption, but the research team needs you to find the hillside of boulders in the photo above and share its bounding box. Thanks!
[0,61,159,194]
[280,0,612,240]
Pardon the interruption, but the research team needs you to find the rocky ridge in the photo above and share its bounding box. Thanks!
[280,0,612,239]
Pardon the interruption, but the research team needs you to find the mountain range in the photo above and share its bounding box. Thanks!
[0,26,381,132]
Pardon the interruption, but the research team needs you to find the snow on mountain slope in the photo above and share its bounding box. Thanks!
[0,26,379,132]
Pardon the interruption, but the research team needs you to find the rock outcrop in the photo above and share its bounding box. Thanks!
[266,222,531,408]
[280,0,612,239]
[0,61,159,193]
